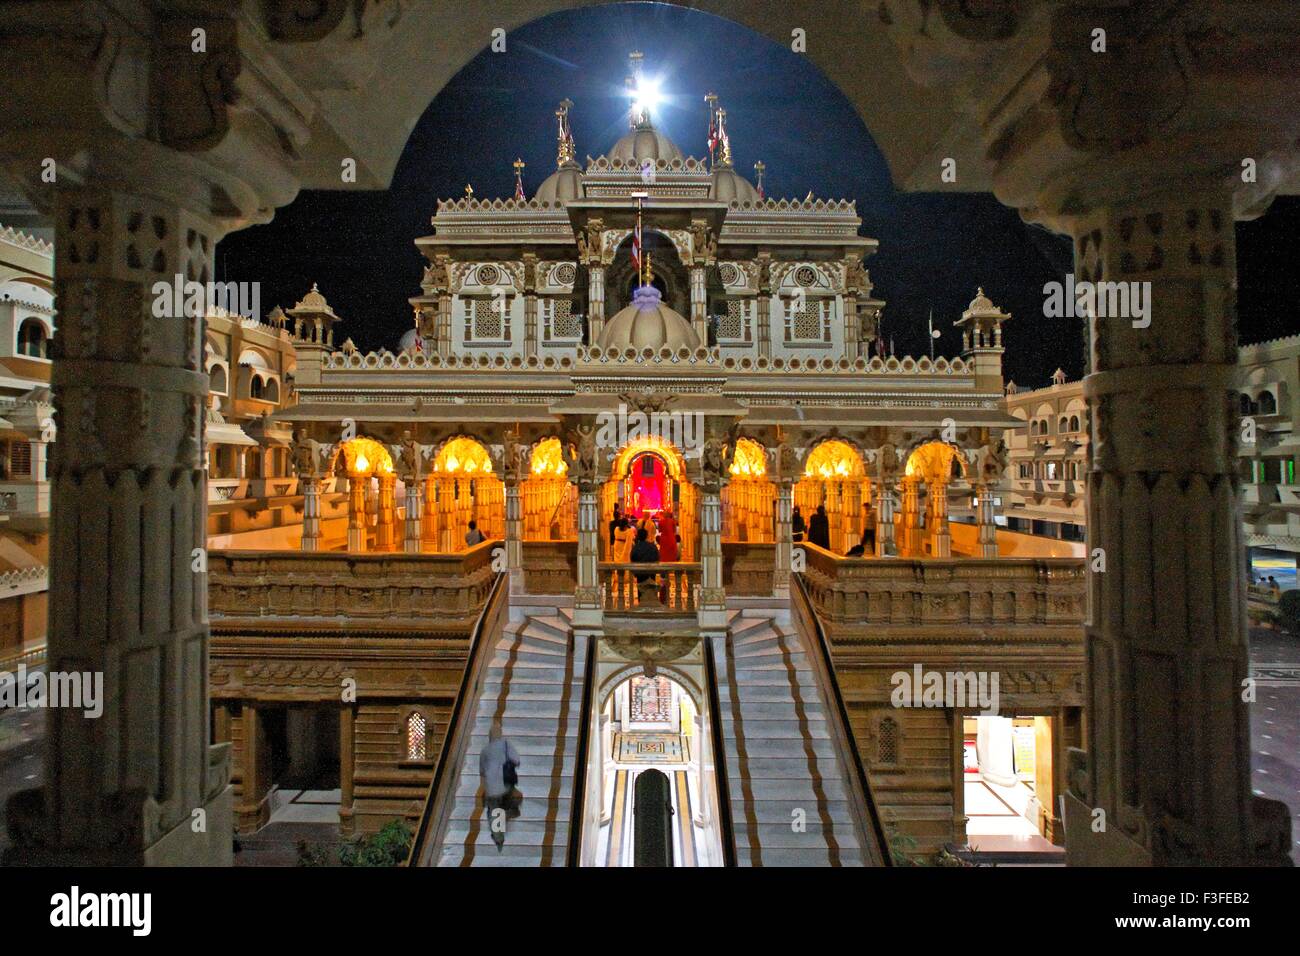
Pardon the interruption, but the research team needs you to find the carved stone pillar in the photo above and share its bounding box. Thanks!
[4,182,231,865]
[975,483,998,558]
[928,479,951,557]
[573,485,602,627]
[773,481,793,596]
[403,477,423,554]
[504,476,524,593]
[422,475,438,552]
[347,476,367,552]
[587,265,606,343]
[697,489,726,630]
[301,477,322,551]
[1066,188,1280,864]
[900,478,921,557]
[375,473,397,550]
[874,481,895,558]
[689,265,708,344]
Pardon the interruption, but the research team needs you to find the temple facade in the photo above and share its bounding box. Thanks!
[2,2,1292,869]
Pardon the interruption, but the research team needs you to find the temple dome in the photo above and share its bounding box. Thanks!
[535,164,584,203]
[710,166,759,203]
[597,285,700,352]
[608,126,684,163]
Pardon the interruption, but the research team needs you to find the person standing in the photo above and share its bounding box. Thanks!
[792,505,806,543]
[465,519,485,546]
[608,504,623,558]
[657,507,679,562]
[807,505,830,549]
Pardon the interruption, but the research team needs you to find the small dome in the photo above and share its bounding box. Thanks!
[608,126,684,163]
[535,164,584,203]
[597,286,700,352]
[710,166,759,203]
[967,287,994,312]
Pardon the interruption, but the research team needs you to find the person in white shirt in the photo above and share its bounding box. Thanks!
[479,722,521,851]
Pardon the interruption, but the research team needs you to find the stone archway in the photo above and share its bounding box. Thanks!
[3,0,1295,866]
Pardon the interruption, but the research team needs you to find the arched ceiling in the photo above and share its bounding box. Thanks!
[247,0,987,195]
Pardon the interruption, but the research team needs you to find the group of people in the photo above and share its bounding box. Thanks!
[792,503,877,557]
[608,504,680,564]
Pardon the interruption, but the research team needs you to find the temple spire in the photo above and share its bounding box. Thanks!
[555,98,576,167]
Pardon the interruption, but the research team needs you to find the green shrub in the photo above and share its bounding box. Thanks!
[298,819,413,867]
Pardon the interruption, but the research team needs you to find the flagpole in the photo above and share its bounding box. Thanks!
[928,307,935,360]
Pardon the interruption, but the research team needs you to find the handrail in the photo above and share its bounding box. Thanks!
[702,634,738,867]
[0,644,46,673]
[791,572,891,866]
[565,628,597,867]
[406,570,507,866]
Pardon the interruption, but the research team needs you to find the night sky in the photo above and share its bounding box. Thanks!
[220,3,1299,388]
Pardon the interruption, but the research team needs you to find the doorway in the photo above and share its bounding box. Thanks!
[593,672,719,866]
[961,715,1057,854]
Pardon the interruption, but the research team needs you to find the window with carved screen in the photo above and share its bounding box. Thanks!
[717,299,746,340]
[784,299,829,343]
[469,299,506,341]
[550,299,582,339]
[877,716,900,766]
[405,712,427,761]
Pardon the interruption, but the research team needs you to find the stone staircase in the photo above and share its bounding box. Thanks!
[716,607,869,866]
[434,603,586,867]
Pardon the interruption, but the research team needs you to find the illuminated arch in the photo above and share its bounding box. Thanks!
[904,441,967,483]
[338,437,394,477]
[610,434,688,481]
[530,437,568,477]
[599,663,705,714]
[433,436,493,475]
[729,437,768,478]
[803,439,863,480]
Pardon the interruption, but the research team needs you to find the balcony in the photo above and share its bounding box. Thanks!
[207,540,498,633]
[598,562,700,615]
[798,542,1085,631]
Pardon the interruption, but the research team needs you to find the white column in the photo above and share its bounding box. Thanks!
[573,483,603,629]
[588,265,605,343]
[403,478,423,553]
[690,265,708,344]
[773,482,792,596]
[875,479,895,557]
[697,490,726,631]
[505,478,523,592]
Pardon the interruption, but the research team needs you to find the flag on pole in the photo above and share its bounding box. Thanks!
[513,158,526,202]
[705,93,719,166]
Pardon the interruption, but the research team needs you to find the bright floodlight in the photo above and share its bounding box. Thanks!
[632,77,662,115]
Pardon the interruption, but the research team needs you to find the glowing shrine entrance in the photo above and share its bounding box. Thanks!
[626,452,669,515]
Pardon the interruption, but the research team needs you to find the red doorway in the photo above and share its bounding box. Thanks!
[627,452,669,517]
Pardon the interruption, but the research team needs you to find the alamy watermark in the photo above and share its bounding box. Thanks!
[890,664,1000,715]
[1043,274,1151,328]
[151,274,261,322]
[595,402,703,456]
[0,665,103,718]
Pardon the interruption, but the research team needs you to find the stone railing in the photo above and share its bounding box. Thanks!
[208,540,498,630]
[599,562,700,614]
[0,565,48,596]
[798,543,1085,630]
[521,539,576,595]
